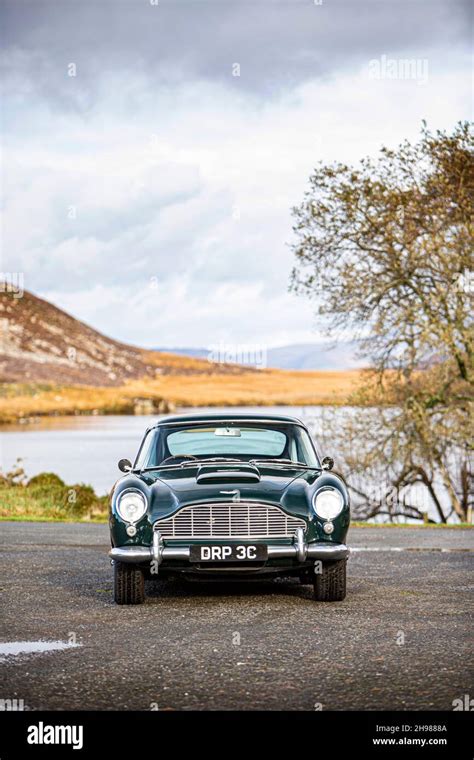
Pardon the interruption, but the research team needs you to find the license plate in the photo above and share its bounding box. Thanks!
[189,544,268,562]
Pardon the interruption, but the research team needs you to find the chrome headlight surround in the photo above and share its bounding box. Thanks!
[312,486,344,521]
[116,488,147,524]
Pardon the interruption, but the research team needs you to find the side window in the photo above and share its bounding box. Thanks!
[134,431,156,468]
[295,428,319,466]
[289,437,298,461]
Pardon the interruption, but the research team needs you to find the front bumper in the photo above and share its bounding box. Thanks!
[109,527,349,565]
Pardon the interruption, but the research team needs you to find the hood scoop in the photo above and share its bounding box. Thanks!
[195,463,261,484]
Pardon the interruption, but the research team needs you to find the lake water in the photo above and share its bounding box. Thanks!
[0,405,458,522]
[0,406,333,495]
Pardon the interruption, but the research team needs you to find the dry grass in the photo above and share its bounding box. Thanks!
[0,369,364,422]
[151,368,363,406]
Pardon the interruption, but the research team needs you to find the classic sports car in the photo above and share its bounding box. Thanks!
[109,412,350,604]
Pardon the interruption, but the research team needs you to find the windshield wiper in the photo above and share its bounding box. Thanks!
[139,457,246,473]
[196,458,244,464]
[138,457,319,474]
[249,458,320,470]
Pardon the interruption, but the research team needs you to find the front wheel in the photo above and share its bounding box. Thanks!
[114,562,145,605]
[313,559,347,601]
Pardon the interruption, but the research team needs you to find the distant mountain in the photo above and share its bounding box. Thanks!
[0,290,239,386]
[155,342,365,371]
[265,342,365,370]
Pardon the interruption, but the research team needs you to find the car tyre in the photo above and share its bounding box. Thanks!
[114,562,145,605]
[313,559,347,601]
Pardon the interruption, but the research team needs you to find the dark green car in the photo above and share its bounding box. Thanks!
[109,412,350,604]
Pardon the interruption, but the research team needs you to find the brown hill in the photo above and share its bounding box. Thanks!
[0,289,237,386]
[0,289,363,422]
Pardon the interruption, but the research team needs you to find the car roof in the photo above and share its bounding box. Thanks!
[150,411,306,428]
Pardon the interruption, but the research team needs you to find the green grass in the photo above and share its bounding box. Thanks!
[0,471,108,521]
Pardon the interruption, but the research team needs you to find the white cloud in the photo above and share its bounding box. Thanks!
[2,52,471,348]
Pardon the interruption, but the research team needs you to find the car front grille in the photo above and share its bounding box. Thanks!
[154,502,306,540]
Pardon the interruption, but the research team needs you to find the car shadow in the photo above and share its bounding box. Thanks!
[145,575,315,602]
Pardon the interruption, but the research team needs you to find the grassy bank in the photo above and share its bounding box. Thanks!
[0,467,470,526]
[0,467,108,521]
[0,369,364,423]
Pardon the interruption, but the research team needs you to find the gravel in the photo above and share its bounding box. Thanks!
[0,523,472,710]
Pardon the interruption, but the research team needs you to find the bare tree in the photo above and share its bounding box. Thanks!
[292,123,473,522]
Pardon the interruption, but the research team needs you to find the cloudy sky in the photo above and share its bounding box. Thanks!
[1,0,471,349]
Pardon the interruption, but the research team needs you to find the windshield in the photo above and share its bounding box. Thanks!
[135,422,319,468]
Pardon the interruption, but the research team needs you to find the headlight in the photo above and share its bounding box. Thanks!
[313,487,344,520]
[116,489,147,523]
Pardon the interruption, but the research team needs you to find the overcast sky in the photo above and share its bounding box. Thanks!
[1,0,471,349]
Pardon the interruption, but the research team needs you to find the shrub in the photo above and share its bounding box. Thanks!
[62,484,98,517]
[27,472,66,488]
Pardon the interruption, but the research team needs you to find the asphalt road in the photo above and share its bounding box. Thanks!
[0,523,472,711]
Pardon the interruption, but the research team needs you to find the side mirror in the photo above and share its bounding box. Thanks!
[321,456,334,471]
[118,458,132,473]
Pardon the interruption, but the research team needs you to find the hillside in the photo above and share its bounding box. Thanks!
[0,290,240,386]
[0,289,364,422]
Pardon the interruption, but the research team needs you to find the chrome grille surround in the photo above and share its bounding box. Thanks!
[154,501,306,540]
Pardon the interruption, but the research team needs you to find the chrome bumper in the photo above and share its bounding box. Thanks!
[109,527,349,566]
